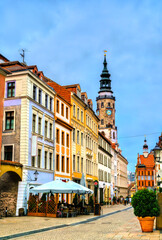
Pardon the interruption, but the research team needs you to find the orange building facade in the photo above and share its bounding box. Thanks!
[46,80,73,203]
[136,139,155,190]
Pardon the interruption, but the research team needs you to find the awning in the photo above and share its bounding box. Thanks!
[30,179,93,195]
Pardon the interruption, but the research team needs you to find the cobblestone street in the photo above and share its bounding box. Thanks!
[0,205,161,240]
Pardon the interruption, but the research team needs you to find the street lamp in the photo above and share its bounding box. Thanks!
[33,170,39,181]
[153,143,162,163]
[157,174,161,186]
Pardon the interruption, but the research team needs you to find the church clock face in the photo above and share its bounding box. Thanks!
[106,109,112,116]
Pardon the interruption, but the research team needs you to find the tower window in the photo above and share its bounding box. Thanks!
[101,119,104,125]
[101,102,104,108]
[108,102,110,107]
[113,132,115,139]
[97,103,99,109]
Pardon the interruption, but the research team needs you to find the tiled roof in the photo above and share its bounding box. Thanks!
[138,154,155,168]
[47,81,71,104]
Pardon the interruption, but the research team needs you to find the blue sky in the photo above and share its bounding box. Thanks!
[1,0,162,172]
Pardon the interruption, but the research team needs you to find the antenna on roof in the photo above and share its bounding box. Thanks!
[19,49,29,65]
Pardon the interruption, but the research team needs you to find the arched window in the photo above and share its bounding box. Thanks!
[101,102,104,108]
[101,119,104,125]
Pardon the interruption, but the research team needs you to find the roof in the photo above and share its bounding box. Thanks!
[47,81,71,105]
[137,153,155,168]
[98,131,111,145]
[0,54,9,62]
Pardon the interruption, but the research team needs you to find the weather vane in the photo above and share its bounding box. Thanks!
[104,50,107,56]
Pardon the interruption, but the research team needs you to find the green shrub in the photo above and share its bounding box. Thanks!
[131,189,160,217]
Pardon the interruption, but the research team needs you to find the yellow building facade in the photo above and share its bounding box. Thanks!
[63,84,99,192]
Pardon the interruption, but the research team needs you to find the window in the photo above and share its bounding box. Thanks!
[5,111,14,130]
[31,156,35,167]
[45,94,48,108]
[77,156,80,172]
[97,103,99,109]
[56,154,59,171]
[73,155,75,171]
[101,102,104,108]
[81,132,83,146]
[73,129,75,142]
[56,129,60,143]
[7,82,15,98]
[77,108,80,120]
[73,104,76,117]
[81,158,83,173]
[32,114,36,132]
[49,153,52,170]
[38,149,41,168]
[38,89,42,104]
[38,117,42,135]
[50,97,53,111]
[108,102,110,107]
[66,134,69,147]
[67,157,69,173]
[61,103,64,116]
[66,107,68,119]
[56,100,59,113]
[77,130,79,144]
[45,121,48,138]
[62,131,65,145]
[50,123,52,139]
[113,132,115,139]
[62,156,65,172]
[101,119,104,125]
[4,145,13,161]
[33,85,37,101]
[81,111,83,122]
[44,151,47,169]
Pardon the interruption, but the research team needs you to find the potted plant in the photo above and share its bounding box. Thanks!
[131,189,160,232]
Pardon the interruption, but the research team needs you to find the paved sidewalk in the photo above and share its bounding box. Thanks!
[0,204,161,239]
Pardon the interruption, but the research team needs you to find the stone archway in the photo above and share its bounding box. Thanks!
[0,171,21,217]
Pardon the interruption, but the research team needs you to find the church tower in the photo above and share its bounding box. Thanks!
[96,52,117,143]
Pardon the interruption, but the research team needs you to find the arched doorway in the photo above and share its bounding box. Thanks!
[0,171,21,217]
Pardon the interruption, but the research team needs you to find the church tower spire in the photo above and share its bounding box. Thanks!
[99,53,112,94]
[96,52,117,143]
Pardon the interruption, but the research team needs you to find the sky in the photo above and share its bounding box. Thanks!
[0,0,162,172]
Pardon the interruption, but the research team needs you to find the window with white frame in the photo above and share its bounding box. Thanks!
[5,111,14,130]
[7,82,15,98]
[81,111,83,122]
[4,145,13,161]
[77,130,79,144]
[49,152,52,170]
[38,117,42,135]
[77,156,80,172]
[37,149,41,168]
[73,104,76,117]
[77,107,80,120]
[81,132,83,146]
